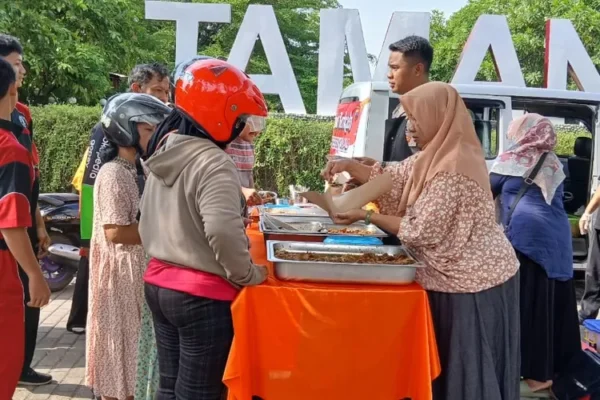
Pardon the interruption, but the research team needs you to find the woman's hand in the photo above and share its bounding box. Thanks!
[242,187,263,207]
[580,213,592,235]
[332,209,367,225]
[321,159,372,185]
[354,157,378,167]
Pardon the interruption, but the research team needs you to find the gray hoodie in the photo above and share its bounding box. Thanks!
[139,133,266,287]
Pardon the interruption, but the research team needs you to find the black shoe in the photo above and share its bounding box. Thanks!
[18,368,53,386]
[67,326,86,335]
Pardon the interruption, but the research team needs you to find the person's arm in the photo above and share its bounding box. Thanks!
[242,186,262,206]
[1,228,50,307]
[580,184,600,234]
[196,160,267,286]
[584,186,600,217]
[96,165,141,245]
[0,154,50,307]
[35,205,51,256]
[322,159,373,185]
[365,161,409,216]
[104,223,141,245]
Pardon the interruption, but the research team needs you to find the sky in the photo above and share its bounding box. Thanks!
[337,0,468,55]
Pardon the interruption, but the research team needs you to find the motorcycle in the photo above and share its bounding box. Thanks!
[38,193,81,292]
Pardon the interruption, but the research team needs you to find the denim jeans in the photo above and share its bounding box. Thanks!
[144,283,234,400]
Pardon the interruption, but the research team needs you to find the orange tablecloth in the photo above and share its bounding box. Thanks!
[224,226,440,400]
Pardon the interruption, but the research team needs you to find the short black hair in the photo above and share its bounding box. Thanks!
[0,58,16,100]
[389,36,433,72]
[0,34,23,57]
[128,63,169,87]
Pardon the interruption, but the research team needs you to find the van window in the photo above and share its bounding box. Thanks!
[468,106,499,159]
[388,97,500,159]
[554,122,592,157]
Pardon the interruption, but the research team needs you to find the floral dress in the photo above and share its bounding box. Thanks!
[85,158,145,399]
[134,257,159,400]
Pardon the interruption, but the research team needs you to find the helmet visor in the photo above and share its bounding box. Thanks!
[131,111,170,127]
[241,114,267,133]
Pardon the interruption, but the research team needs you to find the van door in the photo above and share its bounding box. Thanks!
[578,109,600,270]
[364,88,512,164]
[459,95,513,168]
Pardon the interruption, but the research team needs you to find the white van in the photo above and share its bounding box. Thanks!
[331,81,600,271]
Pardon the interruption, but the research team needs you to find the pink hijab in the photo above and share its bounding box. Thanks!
[490,113,565,204]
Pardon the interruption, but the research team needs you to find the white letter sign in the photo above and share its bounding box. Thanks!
[145,1,231,65]
[228,5,306,114]
[452,15,525,87]
[317,9,370,116]
[545,19,600,92]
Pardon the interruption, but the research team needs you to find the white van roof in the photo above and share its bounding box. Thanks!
[341,81,600,104]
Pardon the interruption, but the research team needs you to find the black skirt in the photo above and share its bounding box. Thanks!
[517,251,581,382]
[428,273,520,400]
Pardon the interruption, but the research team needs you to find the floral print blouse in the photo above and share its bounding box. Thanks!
[372,156,519,293]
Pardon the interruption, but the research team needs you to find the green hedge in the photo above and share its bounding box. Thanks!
[30,106,335,194]
[32,106,100,192]
[30,105,592,194]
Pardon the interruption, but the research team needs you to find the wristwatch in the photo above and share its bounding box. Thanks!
[365,209,375,225]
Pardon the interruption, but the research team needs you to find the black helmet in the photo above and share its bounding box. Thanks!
[100,93,171,148]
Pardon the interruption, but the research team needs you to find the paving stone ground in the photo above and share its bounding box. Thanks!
[14,284,93,400]
[10,277,594,400]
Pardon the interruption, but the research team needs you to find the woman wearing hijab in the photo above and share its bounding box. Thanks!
[490,114,580,394]
[133,55,213,400]
[138,59,268,400]
[85,93,171,400]
[322,82,520,400]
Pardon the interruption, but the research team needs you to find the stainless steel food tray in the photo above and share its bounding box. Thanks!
[259,216,387,237]
[259,205,329,217]
[267,241,423,285]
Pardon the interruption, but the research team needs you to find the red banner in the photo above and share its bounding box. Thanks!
[330,100,362,156]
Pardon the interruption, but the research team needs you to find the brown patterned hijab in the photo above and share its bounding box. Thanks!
[398,82,491,213]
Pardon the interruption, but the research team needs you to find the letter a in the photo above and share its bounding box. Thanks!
[228,5,306,114]
[452,15,525,87]
[545,19,600,92]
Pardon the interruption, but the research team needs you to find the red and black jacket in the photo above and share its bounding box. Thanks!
[11,103,40,249]
[0,119,35,255]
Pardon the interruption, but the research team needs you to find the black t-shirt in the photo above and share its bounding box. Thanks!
[383,117,412,163]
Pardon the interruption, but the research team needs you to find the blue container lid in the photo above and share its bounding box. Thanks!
[583,319,600,333]
[324,236,383,246]
[262,204,300,209]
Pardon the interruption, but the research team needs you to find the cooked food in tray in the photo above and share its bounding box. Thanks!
[269,208,298,215]
[326,227,371,235]
[274,249,415,265]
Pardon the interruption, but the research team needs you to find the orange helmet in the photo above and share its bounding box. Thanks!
[174,59,268,144]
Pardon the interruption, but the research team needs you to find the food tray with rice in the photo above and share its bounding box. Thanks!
[259,204,329,217]
[259,215,387,238]
[267,241,423,285]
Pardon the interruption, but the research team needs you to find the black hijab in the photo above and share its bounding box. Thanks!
[146,108,245,157]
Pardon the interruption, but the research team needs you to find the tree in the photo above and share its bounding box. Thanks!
[429,0,600,87]
[1,0,341,111]
[0,0,175,105]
